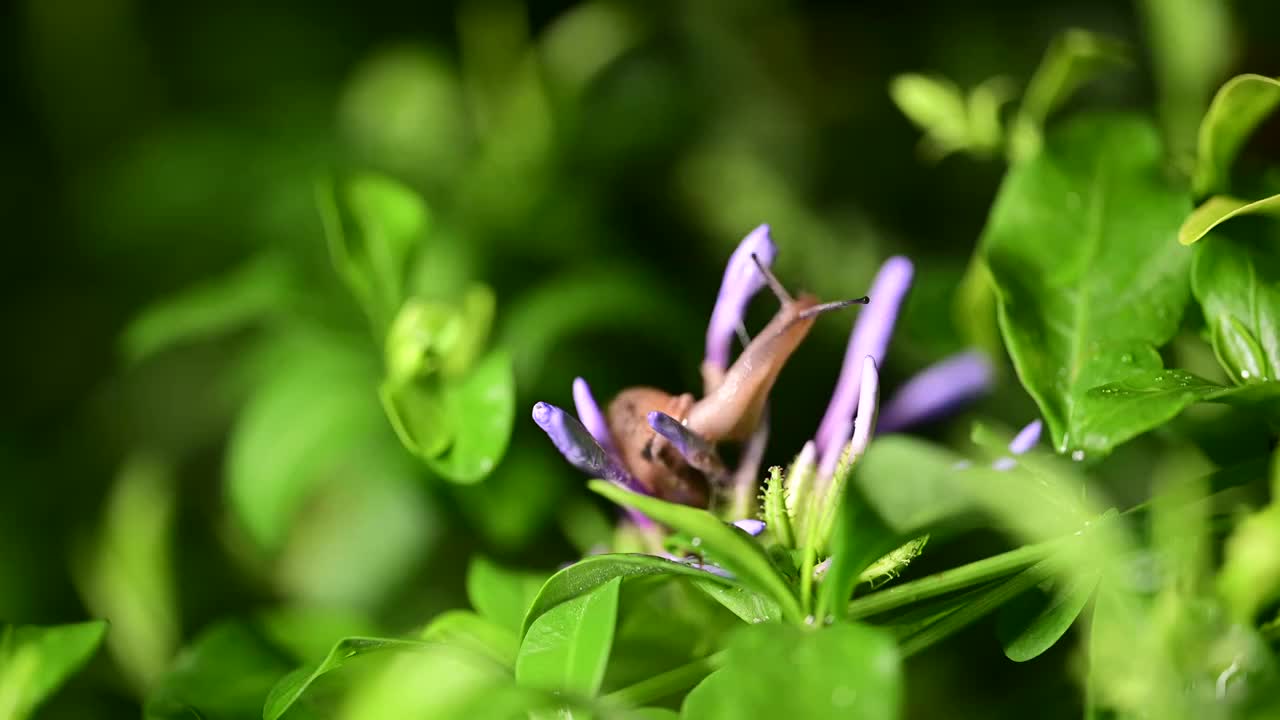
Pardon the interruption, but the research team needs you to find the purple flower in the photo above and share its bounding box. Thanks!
[531,228,996,558]
[992,419,1043,471]
[877,351,995,433]
[1009,419,1043,455]
[815,257,913,454]
[814,257,993,452]
[572,377,617,458]
[704,225,777,376]
[531,402,640,493]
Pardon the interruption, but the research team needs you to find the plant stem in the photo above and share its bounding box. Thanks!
[846,538,1062,620]
[603,650,728,707]
[898,559,1054,657]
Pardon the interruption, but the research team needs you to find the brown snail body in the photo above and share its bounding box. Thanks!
[605,283,836,508]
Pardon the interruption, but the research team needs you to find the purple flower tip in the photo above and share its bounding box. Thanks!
[733,519,766,536]
[532,401,642,492]
[816,256,914,453]
[573,377,617,459]
[992,457,1017,471]
[876,350,995,434]
[1008,419,1043,455]
[705,224,777,371]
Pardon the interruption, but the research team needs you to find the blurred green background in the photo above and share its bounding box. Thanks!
[3,0,1278,717]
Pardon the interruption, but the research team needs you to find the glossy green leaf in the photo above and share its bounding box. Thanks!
[384,286,496,386]
[1009,29,1128,162]
[997,570,1100,661]
[264,636,432,720]
[121,253,293,363]
[516,577,621,698]
[680,623,900,720]
[419,611,519,669]
[689,579,781,625]
[145,623,290,720]
[1193,74,1280,196]
[523,554,734,636]
[1179,194,1280,246]
[1074,370,1280,451]
[1192,229,1280,384]
[423,350,515,483]
[589,482,803,623]
[466,557,550,632]
[854,435,973,533]
[0,621,107,720]
[982,113,1192,456]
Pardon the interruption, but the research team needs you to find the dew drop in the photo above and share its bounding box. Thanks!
[1119,353,1133,364]
[1071,450,1086,462]
[691,536,702,547]
[1241,369,1252,380]
[804,615,817,626]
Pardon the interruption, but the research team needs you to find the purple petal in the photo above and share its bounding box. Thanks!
[992,457,1017,471]
[733,519,766,536]
[876,350,995,433]
[1009,419,1043,455]
[532,402,644,493]
[850,357,880,457]
[705,225,777,371]
[573,377,618,459]
[815,256,914,454]
[647,411,724,477]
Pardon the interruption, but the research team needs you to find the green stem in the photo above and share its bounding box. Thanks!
[603,650,728,707]
[898,560,1054,657]
[846,538,1061,620]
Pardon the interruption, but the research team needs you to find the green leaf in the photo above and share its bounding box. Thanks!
[1191,228,1280,384]
[145,622,291,720]
[1136,0,1232,167]
[1179,194,1280,246]
[1009,29,1128,162]
[318,174,428,332]
[523,554,734,636]
[854,435,973,534]
[1078,370,1280,450]
[72,454,178,693]
[0,621,107,720]
[420,611,519,669]
[516,577,621,699]
[889,74,970,159]
[423,350,515,483]
[680,623,900,720]
[121,253,293,363]
[688,579,781,625]
[997,570,1100,661]
[589,482,803,623]
[227,333,383,550]
[263,637,432,720]
[384,286,496,386]
[817,496,903,622]
[1193,75,1280,196]
[466,557,550,632]
[982,113,1193,456]
[254,607,381,664]
[379,377,452,460]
